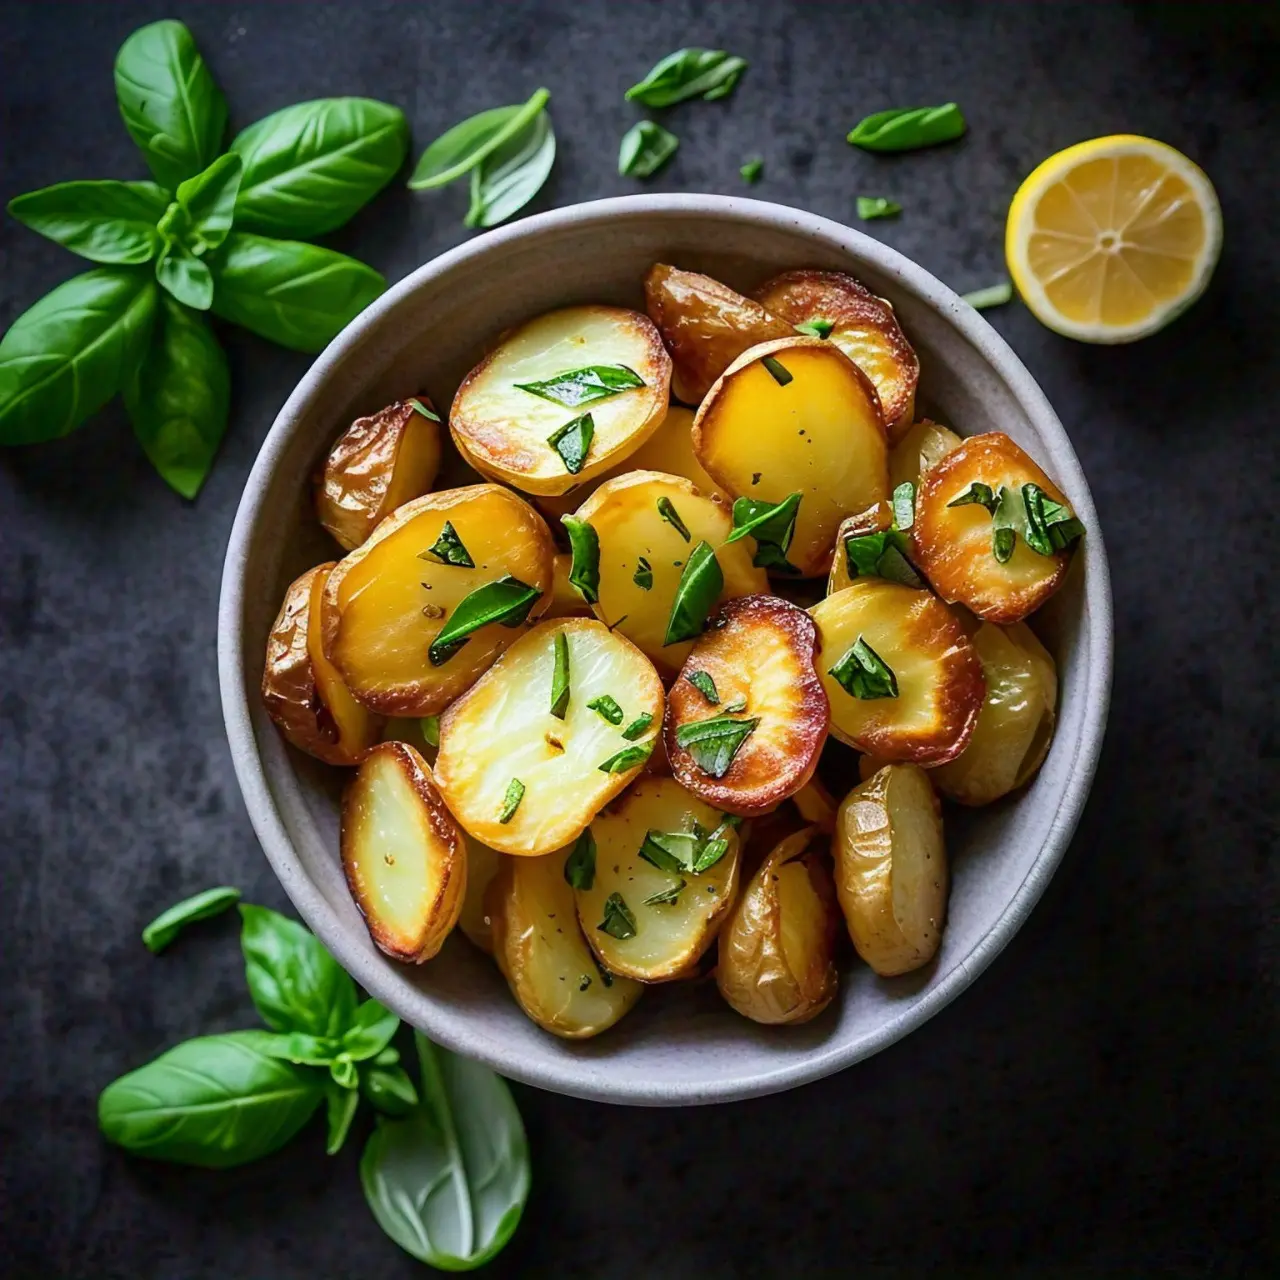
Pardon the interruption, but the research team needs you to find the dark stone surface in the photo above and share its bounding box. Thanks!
[1,2,1276,1276]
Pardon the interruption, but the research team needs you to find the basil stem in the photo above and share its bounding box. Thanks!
[428,576,541,666]
[644,880,686,906]
[761,355,793,386]
[891,481,916,531]
[829,636,898,699]
[408,397,440,422]
[857,196,903,221]
[633,556,653,590]
[618,121,679,178]
[685,670,719,703]
[546,412,594,474]
[597,892,637,940]
[674,714,760,778]
[621,712,654,741]
[794,318,834,339]
[625,48,747,107]
[563,829,596,890]
[516,364,644,409]
[498,778,525,824]
[141,886,241,954]
[420,520,473,567]
[408,88,550,189]
[962,281,1014,310]
[598,742,653,774]
[560,516,600,604]
[663,541,724,645]
[587,694,624,725]
[847,103,966,152]
[657,496,691,541]
[740,158,763,184]
[549,631,570,719]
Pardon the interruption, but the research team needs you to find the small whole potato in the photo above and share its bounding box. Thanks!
[889,418,963,493]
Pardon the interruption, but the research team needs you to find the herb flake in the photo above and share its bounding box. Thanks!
[420,519,474,567]
[761,355,793,386]
[587,694,624,725]
[419,715,440,747]
[516,364,644,409]
[563,829,596,890]
[407,397,441,422]
[560,515,600,603]
[643,880,686,906]
[857,196,903,221]
[598,743,653,774]
[428,576,541,665]
[549,631,570,719]
[674,713,760,778]
[685,670,719,703]
[740,157,763,184]
[618,121,679,178]
[962,281,1014,311]
[794,318,834,339]
[498,778,525,824]
[656,495,691,541]
[621,712,653,741]
[829,636,898,700]
[633,556,653,590]
[546,412,595,474]
[597,892,637,940]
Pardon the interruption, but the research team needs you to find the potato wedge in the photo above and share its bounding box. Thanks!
[693,337,890,578]
[314,397,442,551]
[321,485,555,716]
[434,619,664,855]
[574,470,767,675]
[262,564,382,765]
[573,776,741,982]
[754,270,919,442]
[889,418,963,492]
[644,263,794,405]
[488,849,643,1038]
[544,553,593,620]
[792,776,838,833]
[666,595,829,816]
[457,836,504,954]
[341,741,465,963]
[810,579,985,765]
[450,305,671,497]
[834,763,947,976]
[717,826,840,1024]
[912,433,1077,624]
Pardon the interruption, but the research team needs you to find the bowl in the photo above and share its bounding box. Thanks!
[218,194,1112,1106]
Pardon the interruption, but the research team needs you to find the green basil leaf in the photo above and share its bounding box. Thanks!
[546,411,595,474]
[587,694,624,725]
[361,1063,419,1117]
[516,364,645,409]
[256,1030,341,1067]
[674,714,760,778]
[685,670,719,703]
[891,481,916,531]
[625,48,747,107]
[563,829,596,890]
[98,1030,324,1168]
[962,281,1014,310]
[155,241,213,310]
[846,102,966,153]
[464,107,556,229]
[947,481,998,512]
[633,556,653,590]
[420,715,441,748]
[208,232,385,353]
[761,355,793,386]
[360,1032,530,1269]
[114,20,228,190]
[621,712,653,741]
[1020,482,1058,557]
[794,318,833,339]
[172,153,242,253]
[550,631,571,719]
[498,778,526,824]
[829,636,899,699]
[421,520,474,567]
[230,98,410,238]
[857,196,903,221]
[374,1046,400,1067]
[692,836,731,873]
[408,89,550,190]
[7,180,169,264]
[991,485,1023,563]
[724,492,802,571]
[740,158,763,184]
[330,1056,359,1090]
[0,268,157,446]
[429,576,541,666]
[560,516,600,604]
[141,885,240,953]
[618,120,679,178]
[325,1077,361,1155]
[639,830,697,874]
[644,880,686,906]
[598,742,653,774]
[598,892,637,940]
[342,999,401,1062]
[664,541,724,645]
[843,531,924,588]
[657,496,691,541]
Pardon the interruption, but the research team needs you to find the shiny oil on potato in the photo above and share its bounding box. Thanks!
[834,763,947,977]
[341,741,465,963]
[321,485,555,716]
[693,337,890,578]
[810,579,985,765]
[450,305,671,496]
[889,418,963,492]
[434,619,664,856]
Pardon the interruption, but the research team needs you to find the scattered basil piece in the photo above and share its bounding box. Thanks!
[947,481,998,512]
[422,520,474,567]
[639,830,698,873]
[663,541,724,645]
[141,885,241,953]
[7,180,168,264]
[722,695,748,714]
[625,48,747,107]
[846,103,966,152]
[587,694,624,725]
[726,492,801,572]
[794,318,834,339]
[420,715,441,747]
[1023,483,1084,551]
[991,485,1023,563]
[256,1030,341,1067]
[428,576,541,666]
[325,1078,361,1154]
[621,712,654,741]
[657,496,691,541]
[857,196,903,221]
[829,636,899,699]
[619,121,680,178]
[693,836,731,873]
[563,829,597,890]
[561,516,601,604]
[675,713,760,778]
[740,158,763,183]
[685,671,720,703]
[644,880,686,906]
[408,88,551,190]
[361,1063,420,1118]
[516,364,645,409]
[598,743,653,774]
[408,398,440,422]
[498,779,526,824]
[633,556,653,590]
[464,106,556,229]
[761,355,793,386]
[842,530,925,588]
[546,412,595,474]
[891,481,916,531]
[598,893,637,940]
[549,631,571,719]
[962,281,1014,311]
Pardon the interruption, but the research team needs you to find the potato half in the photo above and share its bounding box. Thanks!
[889,418,963,492]
[314,397,442,551]
[792,776,839,833]
[754,270,919,442]
[434,619,664,855]
[450,305,671,496]
[488,849,643,1038]
[693,336,890,578]
[341,741,465,963]
[574,776,741,982]
[666,595,829,816]
[717,826,840,1024]
[574,470,767,675]
[456,836,504,954]
[321,485,555,716]
[912,432,1075,624]
[544,553,593,620]
[262,563,382,766]
[834,763,947,976]
[810,579,985,765]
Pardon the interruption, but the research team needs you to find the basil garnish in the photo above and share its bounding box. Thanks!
[408,88,549,190]
[516,364,644,409]
[843,530,924,588]
[693,835,731,873]
[644,880,686,906]
[419,715,440,747]
[949,480,1082,564]
[549,631,570,719]
[633,556,653,590]
[725,492,801,572]
[407,397,440,422]
[664,541,724,645]
[674,714,760,778]
[625,48,747,107]
[991,485,1022,564]
[618,121,680,178]
[587,694,624,725]
[947,481,998,513]
[685,670,719,703]
[740,158,763,184]
[428,576,541,666]
[598,743,653,774]
[761,355,793,386]
[560,515,600,604]
[829,636,898,699]
[464,103,556,230]
[141,885,241,954]
[891,481,916,531]
[420,520,473,567]
[656,496,692,541]
[1023,483,1085,553]
[794,318,834,339]
[962,281,1014,311]
[563,829,596,891]
[498,778,525,824]
[546,412,595,474]
[639,831,698,874]
[597,892,637,940]
[857,196,903,221]
[847,103,966,152]
[621,712,654,741]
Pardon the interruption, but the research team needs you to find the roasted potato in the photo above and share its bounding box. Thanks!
[434,619,664,856]
[341,741,465,963]
[315,397,443,551]
[644,263,793,405]
[717,826,840,1024]
[666,595,829,816]
[754,270,920,442]
[321,485,555,716]
[262,563,382,765]
[693,337,890,578]
[826,505,897,595]
[912,432,1078,624]
[573,776,742,982]
[456,836,504,953]
[450,305,671,497]
[544,553,593,620]
[810,579,985,765]
[833,763,947,976]
[792,776,839,833]
[574,470,767,675]
[889,418,963,492]
[487,849,643,1038]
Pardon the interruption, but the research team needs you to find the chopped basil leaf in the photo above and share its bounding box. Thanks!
[587,694,624,725]
[428,576,541,665]
[829,636,898,699]
[563,829,596,890]
[991,485,1023,563]
[644,880,686,906]
[947,481,998,513]
[794,318,834,339]
[598,742,653,774]
[761,355,793,386]
[674,714,760,778]
[633,556,653,590]
[420,519,474,567]
[656,496,691,541]
[877,541,925,587]
[498,778,525,823]
[639,831,697,874]
[1022,483,1084,555]
[419,715,440,747]
[856,196,903,221]
[515,364,645,409]
[847,103,966,152]
[891,481,915,531]
[725,492,801,573]
[597,892,637,940]
[721,695,747,714]
[560,515,600,603]
[740,157,763,183]
[549,631,570,719]
[843,530,924,587]
[621,712,653,741]
[625,48,747,108]
[962,281,1014,310]
[407,398,441,422]
[663,541,724,645]
[692,837,730,873]
[685,671,719,703]
[618,120,679,178]
[546,412,595,474]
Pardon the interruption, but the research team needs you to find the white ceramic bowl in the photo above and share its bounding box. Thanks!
[219,195,1112,1106]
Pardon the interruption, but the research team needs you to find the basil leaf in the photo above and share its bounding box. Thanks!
[725,492,801,562]
[685,671,719,703]
[560,516,600,604]
[843,531,924,588]
[657,496,691,541]
[761,355,793,386]
[693,836,731,873]
[173,153,243,253]
[625,48,747,107]
[331,1056,359,1090]
[587,694,624,725]
[239,904,358,1038]
[644,880,686,906]
[517,364,645,409]
[114,20,228,190]
[962,281,1014,310]
[550,631,571,719]
[829,636,899,699]
[621,712,653,741]
[598,892,637,940]
[546,412,595,474]
[429,576,541,666]
[846,102,966,153]
[664,541,724,645]
[598,743,653,774]
[256,1030,341,1067]
[947,481,998,512]
[98,1030,324,1168]
[408,88,550,190]
[208,232,385,353]
[7,180,168,264]
[141,885,240,953]
[794,318,834,339]
[325,1077,361,1155]
[740,158,763,184]
[342,999,401,1062]
[618,121,679,178]
[464,107,556,229]
[891,481,916,531]
[155,241,214,310]
[421,520,474,567]
[563,830,596,891]
[639,831,697,874]
[360,1032,530,1269]
[498,779,526,824]
[633,556,653,590]
[408,397,440,421]
[420,716,441,748]
[989,485,1023,563]
[230,98,410,238]
[857,196,903,221]
[0,268,157,446]
[361,1063,419,1117]
[674,714,760,778]
[374,1046,400,1067]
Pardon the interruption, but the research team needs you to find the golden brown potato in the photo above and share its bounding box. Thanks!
[321,485,555,716]
[314,397,442,551]
[644,263,794,405]
[754,270,919,442]
[693,336,890,578]
[792,776,839,833]
[810,579,985,765]
[833,763,947,976]
[717,827,840,1024]
[450,305,671,496]
[434,619,664,855]
[543,553,593,620]
[912,433,1078,624]
[262,563,383,765]
[666,595,829,816]
[456,836,504,953]
[341,741,465,963]
[487,849,643,1038]
[889,418,963,492]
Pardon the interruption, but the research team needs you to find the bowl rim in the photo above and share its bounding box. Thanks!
[218,193,1113,1106]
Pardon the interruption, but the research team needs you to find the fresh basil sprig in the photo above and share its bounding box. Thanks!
[516,363,645,408]
[857,196,903,220]
[560,516,601,604]
[141,885,241,953]
[847,103,966,152]
[626,48,748,107]
[619,121,680,178]
[829,636,899,700]
[664,541,724,645]
[674,713,760,778]
[429,576,542,666]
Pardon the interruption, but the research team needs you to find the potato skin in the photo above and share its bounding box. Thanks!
[456,836,504,954]
[889,418,963,492]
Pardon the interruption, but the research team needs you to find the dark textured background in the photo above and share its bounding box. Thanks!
[1,2,1277,1276]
